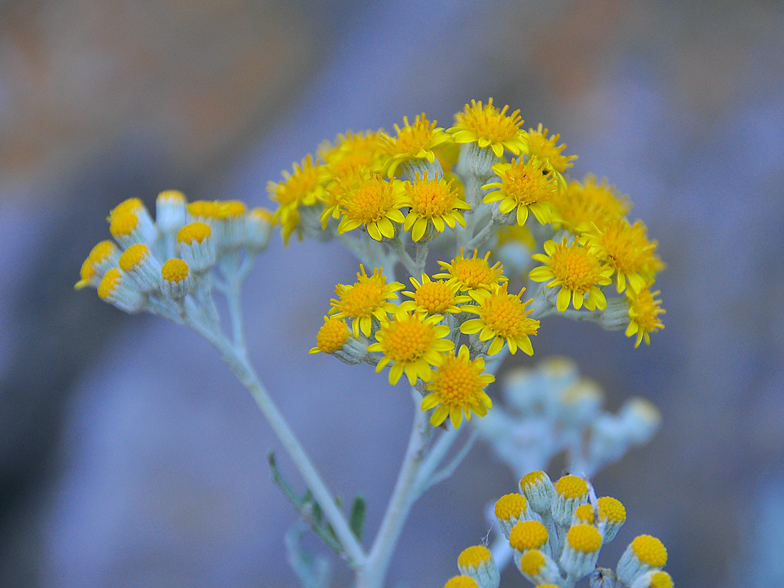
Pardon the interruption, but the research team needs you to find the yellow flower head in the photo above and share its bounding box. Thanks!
[400,274,470,317]
[309,316,351,355]
[509,520,548,551]
[550,175,630,234]
[368,308,453,386]
[529,237,613,312]
[401,173,470,241]
[268,155,331,244]
[520,123,577,176]
[631,535,667,567]
[421,345,495,428]
[435,248,507,292]
[328,170,407,241]
[318,130,386,178]
[482,157,557,226]
[460,283,539,356]
[329,265,403,337]
[76,240,119,289]
[449,99,526,158]
[625,282,665,347]
[584,219,660,293]
[381,114,452,177]
[443,576,478,588]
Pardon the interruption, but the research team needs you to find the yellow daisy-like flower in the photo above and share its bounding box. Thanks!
[268,155,331,244]
[529,237,614,312]
[318,130,386,178]
[368,309,453,386]
[329,265,404,337]
[329,170,407,241]
[400,274,471,317]
[520,123,577,176]
[550,176,630,234]
[434,248,507,292]
[482,157,557,226]
[401,174,470,241]
[625,282,665,347]
[309,316,351,355]
[583,218,660,293]
[381,114,452,178]
[448,98,526,158]
[460,283,539,355]
[421,345,494,428]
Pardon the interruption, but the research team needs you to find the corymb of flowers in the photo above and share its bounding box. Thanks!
[78,99,665,431]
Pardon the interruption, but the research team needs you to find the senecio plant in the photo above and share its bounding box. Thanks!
[77,99,669,588]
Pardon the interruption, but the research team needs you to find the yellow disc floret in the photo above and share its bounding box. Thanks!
[585,219,660,294]
[460,283,539,356]
[177,222,212,244]
[161,258,189,283]
[631,535,667,567]
[381,114,452,177]
[329,265,403,337]
[521,123,577,176]
[108,198,143,222]
[109,210,140,238]
[574,504,595,524]
[508,520,548,551]
[457,545,492,569]
[310,317,350,354]
[97,268,122,299]
[550,176,629,234]
[443,576,478,588]
[529,237,613,312]
[76,241,118,289]
[421,345,494,428]
[401,174,469,241]
[329,170,406,241]
[435,248,507,292]
[520,471,545,488]
[187,200,220,220]
[567,524,603,552]
[401,274,469,317]
[118,244,150,271]
[555,475,588,499]
[482,157,556,226]
[494,494,528,521]
[650,571,674,588]
[519,549,545,575]
[368,309,453,386]
[598,496,626,523]
[449,99,526,157]
[268,155,330,244]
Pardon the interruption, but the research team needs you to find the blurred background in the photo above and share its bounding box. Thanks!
[1,0,782,586]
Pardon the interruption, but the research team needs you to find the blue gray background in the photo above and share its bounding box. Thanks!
[0,1,782,586]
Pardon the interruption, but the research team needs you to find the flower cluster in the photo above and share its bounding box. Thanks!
[445,473,672,588]
[76,99,671,588]
[76,191,274,324]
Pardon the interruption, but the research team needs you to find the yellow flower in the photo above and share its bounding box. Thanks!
[329,265,404,337]
[268,155,331,244]
[318,130,386,178]
[520,123,576,180]
[309,316,350,354]
[381,114,452,177]
[400,274,471,317]
[583,218,661,293]
[482,158,557,226]
[529,237,613,312]
[550,176,630,234]
[448,99,526,158]
[421,345,494,428]
[329,170,407,241]
[368,309,453,386]
[625,283,665,347]
[460,283,539,355]
[434,248,507,292]
[401,174,470,241]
